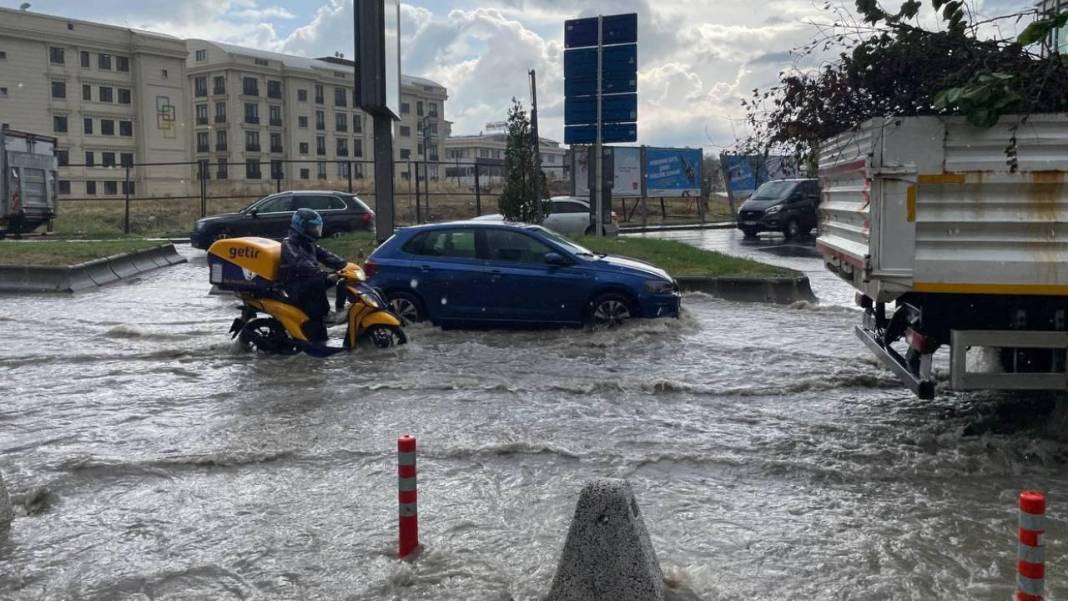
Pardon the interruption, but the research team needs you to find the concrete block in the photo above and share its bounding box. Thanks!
[83,260,120,286]
[0,471,11,534]
[546,479,664,601]
[108,257,140,279]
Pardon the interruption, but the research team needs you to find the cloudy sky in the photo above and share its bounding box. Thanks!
[3,0,1035,151]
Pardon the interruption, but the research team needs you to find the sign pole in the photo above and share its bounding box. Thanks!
[594,15,604,237]
[529,69,543,223]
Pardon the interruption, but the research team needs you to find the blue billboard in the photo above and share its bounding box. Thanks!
[720,154,801,199]
[645,147,702,197]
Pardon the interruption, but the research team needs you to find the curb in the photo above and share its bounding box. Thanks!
[677,274,817,305]
[620,221,735,234]
[0,243,187,293]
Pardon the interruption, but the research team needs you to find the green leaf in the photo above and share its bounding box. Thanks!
[932,89,951,109]
[947,87,964,104]
[931,0,946,9]
[1017,12,1067,46]
[967,107,998,128]
[942,0,961,19]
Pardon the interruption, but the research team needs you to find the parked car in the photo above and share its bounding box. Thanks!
[365,221,680,328]
[737,178,820,239]
[191,190,374,249]
[471,196,619,236]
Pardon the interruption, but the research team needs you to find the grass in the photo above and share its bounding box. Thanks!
[0,239,166,266]
[574,236,792,278]
[319,232,380,262]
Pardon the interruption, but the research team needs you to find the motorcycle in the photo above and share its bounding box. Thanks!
[208,237,406,356]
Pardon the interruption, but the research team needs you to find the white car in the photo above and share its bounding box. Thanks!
[471,196,619,236]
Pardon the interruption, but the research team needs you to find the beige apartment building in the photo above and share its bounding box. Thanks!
[0,7,190,199]
[443,131,567,187]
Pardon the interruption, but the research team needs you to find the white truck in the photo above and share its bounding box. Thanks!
[1,127,58,237]
[817,114,1068,398]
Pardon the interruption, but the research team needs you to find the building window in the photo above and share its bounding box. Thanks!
[196,104,209,125]
[317,161,327,179]
[216,129,227,151]
[271,160,283,179]
[84,151,94,166]
[117,56,129,72]
[86,181,96,195]
[214,102,226,123]
[417,143,423,156]
[56,150,69,166]
[245,130,260,152]
[400,102,410,114]
[99,86,113,103]
[316,136,326,156]
[314,84,324,105]
[267,80,282,99]
[51,81,65,99]
[195,49,207,62]
[298,115,309,128]
[194,76,208,97]
[161,69,168,79]
[270,132,282,153]
[102,152,116,167]
[196,131,209,153]
[417,101,423,116]
[299,142,309,154]
[335,112,347,132]
[103,181,118,195]
[213,76,225,95]
[336,138,348,157]
[101,119,115,136]
[0,51,5,60]
[243,77,258,96]
[399,125,411,137]
[353,114,363,133]
[315,111,325,131]
[269,105,282,127]
[82,118,92,134]
[246,159,262,179]
[353,138,363,158]
[118,88,131,104]
[122,181,135,195]
[217,160,228,179]
[254,58,269,66]
[429,102,438,117]
[119,120,132,136]
[80,51,89,68]
[121,152,133,167]
[298,89,308,102]
[98,53,111,70]
[58,180,70,195]
[400,148,411,159]
[334,87,346,107]
[300,168,309,180]
[244,103,259,124]
[49,47,64,64]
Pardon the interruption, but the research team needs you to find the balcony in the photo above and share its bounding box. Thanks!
[196,117,209,126]
[269,118,283,127]
[244,116,260,125]
[214,115,226,124]
[243,87,259,97]
[316,148,326,156]
[314,96,324,105]
[216,143,227,152]
[337,149,349,157]
[246,144,261,152]
[336,125,348,133]
[213,86,226,95]
[195,88,208,98]
[270,145,283,154]
[196,145,209,153]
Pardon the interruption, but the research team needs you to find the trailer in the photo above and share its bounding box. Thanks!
[1,127,58,237]
[817,114,1068,398]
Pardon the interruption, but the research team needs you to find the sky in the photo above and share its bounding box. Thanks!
[2,0,1037,151]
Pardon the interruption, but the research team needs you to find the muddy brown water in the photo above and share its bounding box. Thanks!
[0,243,1064,600]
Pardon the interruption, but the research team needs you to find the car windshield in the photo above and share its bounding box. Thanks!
[526,226,602,258]
[750,181,797,201]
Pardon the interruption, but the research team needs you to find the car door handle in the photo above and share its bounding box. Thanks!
[420,264,433,272]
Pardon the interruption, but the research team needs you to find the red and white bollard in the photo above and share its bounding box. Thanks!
[398,434,419,559]
[1016,490,1046,601]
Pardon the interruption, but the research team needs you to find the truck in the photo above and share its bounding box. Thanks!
[1,127,58,237]
[817,114,1068,399]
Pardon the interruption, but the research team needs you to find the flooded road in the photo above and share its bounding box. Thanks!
[0,242,1065,600]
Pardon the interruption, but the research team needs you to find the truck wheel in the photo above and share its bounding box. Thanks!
[783,219,801,239]
[741,227,758,239]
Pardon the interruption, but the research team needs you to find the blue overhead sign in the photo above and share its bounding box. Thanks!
[564,14,637,48]
[565,94,637,125]
[564,45,637,76]
[563,12,638,146]
[564,123,637,145]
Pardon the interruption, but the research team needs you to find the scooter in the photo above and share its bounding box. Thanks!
[208,237,406,356]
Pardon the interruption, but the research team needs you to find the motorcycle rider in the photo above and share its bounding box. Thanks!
[279,208,347,343]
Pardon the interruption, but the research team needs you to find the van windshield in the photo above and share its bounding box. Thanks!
[750,181,796,201]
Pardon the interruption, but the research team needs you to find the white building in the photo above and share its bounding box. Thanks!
[442,131,567,187]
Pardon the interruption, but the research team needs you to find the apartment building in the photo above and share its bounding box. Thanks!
[443,132,567,186]
[0,7,190,198]
[1039,0,1067,53]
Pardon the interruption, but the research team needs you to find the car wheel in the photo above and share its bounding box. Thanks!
[386,291,425,325]
[783,219,801,239]
[588,293,634,329]
[741,227,759,239]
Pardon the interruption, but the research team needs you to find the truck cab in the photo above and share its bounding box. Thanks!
[1,128,58,237]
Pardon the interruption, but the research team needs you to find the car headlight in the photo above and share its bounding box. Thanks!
[765,204,782,215]
[195,220,207,231]
[643,279,676,294]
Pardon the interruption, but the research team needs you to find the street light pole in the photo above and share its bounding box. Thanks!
[529,69,543,223]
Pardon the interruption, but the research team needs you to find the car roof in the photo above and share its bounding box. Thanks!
[399,220,542,232]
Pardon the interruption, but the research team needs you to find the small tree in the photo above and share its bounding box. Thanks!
[498,98,548,222]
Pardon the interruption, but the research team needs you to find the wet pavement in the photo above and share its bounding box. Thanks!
[0,242,1065,600]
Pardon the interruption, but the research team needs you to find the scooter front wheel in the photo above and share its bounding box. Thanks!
[239,317,300,355]
[363,324,407,349]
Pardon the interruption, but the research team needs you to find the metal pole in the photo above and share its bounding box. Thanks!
[200,161,207,218]
[372,114,396,242]
[348,160,353,193]
[594,15,604,237]
[123,164,131,235]
[474,162,482,216]
[414,160,422,224]
[529,69,543,222]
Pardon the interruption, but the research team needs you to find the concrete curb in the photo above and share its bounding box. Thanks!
[677,274,817,305]
[620,221,735,234]
[0,470,11,535]
[0,243,187,293]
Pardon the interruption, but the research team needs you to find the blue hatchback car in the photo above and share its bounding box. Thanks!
[365,222,681,327]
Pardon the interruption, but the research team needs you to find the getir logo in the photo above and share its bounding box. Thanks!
[229,247,260,260]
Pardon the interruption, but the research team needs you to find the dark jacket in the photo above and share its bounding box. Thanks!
[279,231,347,285]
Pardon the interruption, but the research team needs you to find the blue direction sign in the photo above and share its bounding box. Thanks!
[564,74,636,97]
[564,14,637,48]
[565,94,637,125]
[564,45,637,76]
[564,123,637,145]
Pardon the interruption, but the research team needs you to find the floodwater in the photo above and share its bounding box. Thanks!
[0,238,1065,601]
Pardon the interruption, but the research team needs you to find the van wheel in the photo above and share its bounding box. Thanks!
[783,219,801,239]
[386,291,425,324]
[588,293,634,329]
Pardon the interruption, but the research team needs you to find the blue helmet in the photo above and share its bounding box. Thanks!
[291,208,324,241]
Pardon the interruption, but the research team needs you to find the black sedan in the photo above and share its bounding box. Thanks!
[191,190,374,249]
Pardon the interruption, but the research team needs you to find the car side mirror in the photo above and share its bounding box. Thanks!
[545,252,571,266]
[249,208,258,217]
